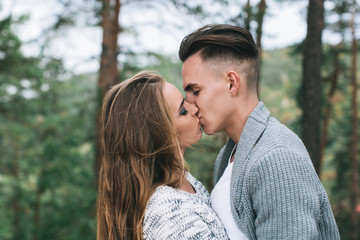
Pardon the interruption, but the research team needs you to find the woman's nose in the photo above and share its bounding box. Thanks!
[188,103,199,116]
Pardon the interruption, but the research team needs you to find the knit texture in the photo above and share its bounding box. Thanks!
[214,102,340,240]
[143,172,229,240]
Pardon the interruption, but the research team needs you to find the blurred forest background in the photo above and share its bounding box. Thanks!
[0,0,359,239]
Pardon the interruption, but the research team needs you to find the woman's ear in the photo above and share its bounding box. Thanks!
[226,71,240,96]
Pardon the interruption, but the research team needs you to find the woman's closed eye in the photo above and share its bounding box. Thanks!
[180,107,188,116]
[178,98,188,116]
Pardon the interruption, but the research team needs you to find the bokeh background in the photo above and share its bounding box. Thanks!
[0,0,359,239]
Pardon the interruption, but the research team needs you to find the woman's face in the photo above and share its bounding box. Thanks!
[163,82,202,149]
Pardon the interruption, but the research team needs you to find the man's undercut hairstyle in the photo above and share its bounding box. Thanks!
[179,24,260,90]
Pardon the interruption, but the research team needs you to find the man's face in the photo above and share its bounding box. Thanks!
[181,53,233,135]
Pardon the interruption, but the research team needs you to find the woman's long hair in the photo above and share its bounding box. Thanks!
[97,72,185,240]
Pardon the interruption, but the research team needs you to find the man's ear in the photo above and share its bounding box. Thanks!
[226,71,241,96]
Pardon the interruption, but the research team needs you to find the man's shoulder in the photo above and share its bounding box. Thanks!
[261,117,308,156]
[236,115,312,173]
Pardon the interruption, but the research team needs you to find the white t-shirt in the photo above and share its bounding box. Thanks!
[210,147,249,240]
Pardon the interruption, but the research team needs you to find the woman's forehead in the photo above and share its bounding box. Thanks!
[163,82,184,110]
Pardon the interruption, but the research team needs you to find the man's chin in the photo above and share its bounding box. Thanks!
[202,127,216,136]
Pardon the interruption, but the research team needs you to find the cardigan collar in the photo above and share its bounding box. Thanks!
[214,102,270,183]
[230,101,269,220]
[234,101,269,163]
[216,102,269,236]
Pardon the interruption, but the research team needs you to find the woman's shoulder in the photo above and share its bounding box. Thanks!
[147,184,183,207]
[144,184,201,233]
[144,179,229,240]
[145,173,210,217]
[185,172,210,197]
[146,178,199,211]
[145,184,191,220]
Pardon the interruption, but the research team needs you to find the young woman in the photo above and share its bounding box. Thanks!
[96,71,228,240]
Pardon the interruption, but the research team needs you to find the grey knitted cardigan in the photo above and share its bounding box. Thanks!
[143,172,229,240]
[214,102,340,240]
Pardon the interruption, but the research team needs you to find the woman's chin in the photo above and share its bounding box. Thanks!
[194,131,202,144]
[198,131,203,141]
[181,136,202,149]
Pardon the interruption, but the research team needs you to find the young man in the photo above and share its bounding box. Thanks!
[179,24,340,240]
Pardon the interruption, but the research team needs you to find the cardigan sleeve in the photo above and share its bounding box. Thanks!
[249,147,337,240]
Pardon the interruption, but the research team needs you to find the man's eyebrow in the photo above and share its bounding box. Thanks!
[184,83,198,92]
[178,98,185,111]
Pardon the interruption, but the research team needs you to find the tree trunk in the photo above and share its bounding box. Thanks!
[255,0,266,96]
[319,43,342,177]
[32,185,41,240]
[300,0,324,175]
[349,1,358,238]
[96,0,121,185]
[12,141,22,240]
[244,0,251,31]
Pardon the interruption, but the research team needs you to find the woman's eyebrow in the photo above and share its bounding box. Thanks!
[178,98,185,111]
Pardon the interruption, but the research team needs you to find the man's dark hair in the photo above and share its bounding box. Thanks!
[179,24,259,63]
[179,24,260,90]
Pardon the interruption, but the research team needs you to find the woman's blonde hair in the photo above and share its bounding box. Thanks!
[97,71,185,240]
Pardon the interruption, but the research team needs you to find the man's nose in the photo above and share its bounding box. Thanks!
[185,93,195,104]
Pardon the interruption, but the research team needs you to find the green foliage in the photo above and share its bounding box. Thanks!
[0,16,97,240]
[260,47,303,135]
[120,51,183,90]
[185,133,227,191]
[321,42,360,238]
[0,72,98,240]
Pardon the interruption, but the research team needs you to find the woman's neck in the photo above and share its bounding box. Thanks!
[179,175,196,194]
[179,147,195,193]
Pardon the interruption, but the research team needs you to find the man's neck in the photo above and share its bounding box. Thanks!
[225,99,259,143]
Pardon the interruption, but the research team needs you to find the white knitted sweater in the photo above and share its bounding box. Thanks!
[143,172,229,240]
